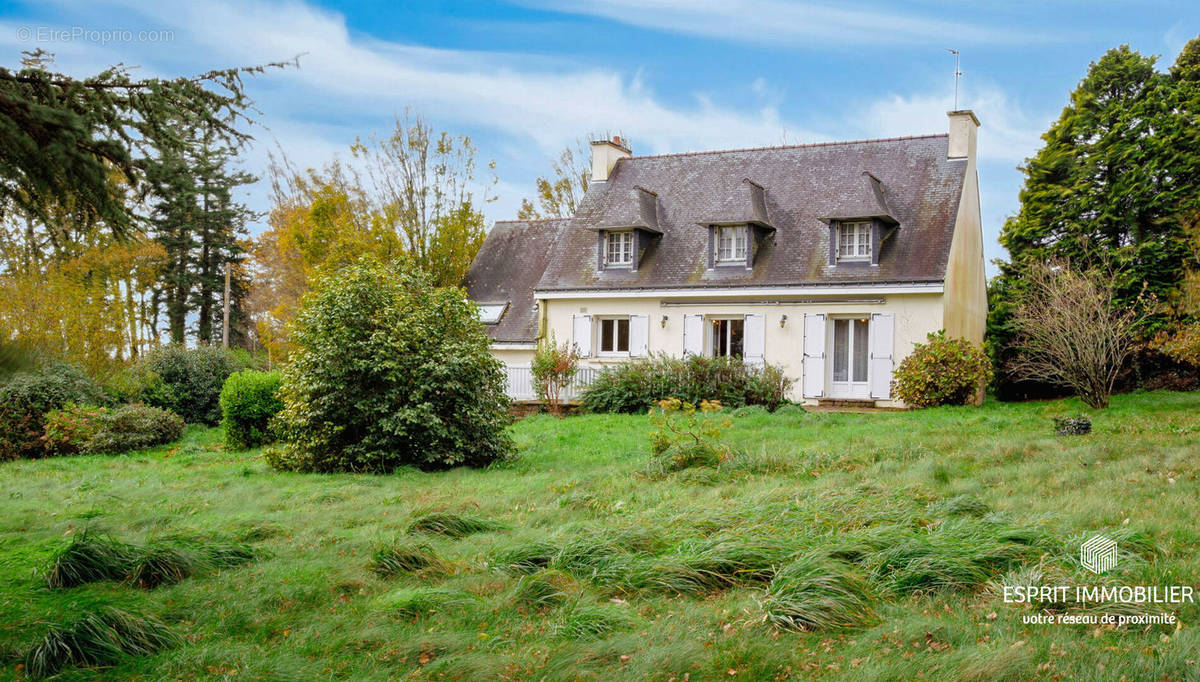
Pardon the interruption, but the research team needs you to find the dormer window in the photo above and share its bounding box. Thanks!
[716,226,748,263]
[605,230,634,266]
[837,221,872,262]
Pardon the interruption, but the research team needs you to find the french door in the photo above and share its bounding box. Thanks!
[829,317,870,399]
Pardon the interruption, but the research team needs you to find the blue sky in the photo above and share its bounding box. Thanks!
[2,1,1197,275]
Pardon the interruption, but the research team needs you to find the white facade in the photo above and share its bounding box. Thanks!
[537,288,945,407]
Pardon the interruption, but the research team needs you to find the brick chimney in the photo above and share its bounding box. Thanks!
[947,110,979,160]
[590,135,632,182]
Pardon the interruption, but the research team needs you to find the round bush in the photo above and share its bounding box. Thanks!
[42,404,183,455]
[272,261,514,473]
[0,362,105,460]
[139,345,236,425]
[219,370,283,450]
[891,331,993,408]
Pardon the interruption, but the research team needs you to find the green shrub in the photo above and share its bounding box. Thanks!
[0,362,104,460]
[760,555,876,631]
[23,608,182,679]
[271,261,513,473]
[581,354,792,414]
[892,331,992,407]
[42,404,183,456]
[531,333,579,416]
[138,345,237,425]
[645,398,737,477]
[219,370,283,450]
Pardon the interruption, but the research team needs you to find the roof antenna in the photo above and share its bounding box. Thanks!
[946,48,962,110]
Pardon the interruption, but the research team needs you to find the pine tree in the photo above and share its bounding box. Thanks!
[146,124,254,345]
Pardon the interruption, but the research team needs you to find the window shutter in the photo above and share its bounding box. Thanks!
[802,313,826,398]
[629,315,649,357]
[683,314,704,356]
[869,313,895,399]
[827,221,838,265]
[572,314,593,358]
[743,313,765,365]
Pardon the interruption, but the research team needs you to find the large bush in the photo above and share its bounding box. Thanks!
[891,331,992,408]
[138,345,236,425]
[219,370,283,450]
[42,404,184,455]
[581,354,792,414]
[0,362,105,460]
[270,261,513,473]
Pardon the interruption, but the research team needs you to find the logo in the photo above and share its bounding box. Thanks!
[1080,535,1118,574]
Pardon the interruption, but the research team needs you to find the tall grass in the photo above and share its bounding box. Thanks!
[45,533,258,589]
[371,540,445,577]
[23,608,182,679]
[44,531,136,589]
[406,511,507,538]
[760,555,876,631]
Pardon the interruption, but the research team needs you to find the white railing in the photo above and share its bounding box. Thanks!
[504,365,599,402]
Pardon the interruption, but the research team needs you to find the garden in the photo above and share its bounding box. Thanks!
[2,390,1198,680]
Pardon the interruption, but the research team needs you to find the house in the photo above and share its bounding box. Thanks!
[464,111,986,406]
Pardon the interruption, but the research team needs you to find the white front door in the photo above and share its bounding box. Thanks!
[828,317,871,399]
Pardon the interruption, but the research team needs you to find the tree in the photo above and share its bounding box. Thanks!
[246,155,399,361]
[268,260,513,473]
[0,49,291,238]
[146,122,255,345]
[1007,262,1146,409]
[518,140,590,220]
[353,111,495,287]
[989,39,1200,396]
[531,333,579,416]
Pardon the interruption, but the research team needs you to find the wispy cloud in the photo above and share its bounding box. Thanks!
[516,0,1050,46]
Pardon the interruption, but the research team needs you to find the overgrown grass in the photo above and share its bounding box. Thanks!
[371,540,445,577]
[45,532,259,589]
[760,554,876,631]
[22,608,181,679]
[406,511,507,538]
[1,392,1199,679]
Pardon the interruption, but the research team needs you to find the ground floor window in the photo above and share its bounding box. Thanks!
[710,318,744,358]
[599,317,630,354]
[831,317,869,383]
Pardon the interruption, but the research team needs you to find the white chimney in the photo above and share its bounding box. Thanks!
[590,136,632,182]
[947,110,979,160]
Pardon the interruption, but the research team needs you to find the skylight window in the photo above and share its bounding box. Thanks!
[476,303,508,324]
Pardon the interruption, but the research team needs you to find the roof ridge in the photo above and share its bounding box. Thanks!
[628,133,948,161]
[493,217,573,224]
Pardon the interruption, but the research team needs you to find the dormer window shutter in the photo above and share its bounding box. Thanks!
[827,220,838,266]
[871,219,882,266]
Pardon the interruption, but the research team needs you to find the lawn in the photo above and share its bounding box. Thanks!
[2,392,1199,680]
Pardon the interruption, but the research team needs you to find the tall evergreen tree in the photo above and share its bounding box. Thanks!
[146,124,254,345]
[990,39,1200,397]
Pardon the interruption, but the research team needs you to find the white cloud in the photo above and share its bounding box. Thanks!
[861,84,1048,164]
[12,0,1047,273]
[517,0,1050,46]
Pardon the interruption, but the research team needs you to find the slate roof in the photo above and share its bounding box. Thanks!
[536,134,965,292]
[464,218,570,343]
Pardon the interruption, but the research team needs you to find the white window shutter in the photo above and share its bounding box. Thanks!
[683,314,704,357]
[802,313,826,398]
[572,314,592,358]
[869,313,895,399]
[629,315,649,357]
[743,313,765,365]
